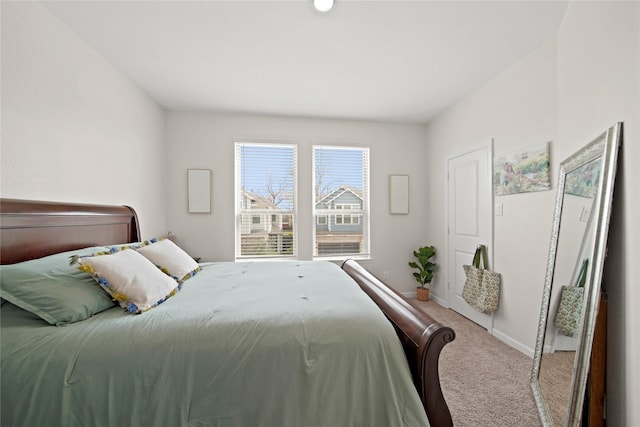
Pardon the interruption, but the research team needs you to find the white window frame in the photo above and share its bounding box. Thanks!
[312,145,370,260]
[235,140,298,259]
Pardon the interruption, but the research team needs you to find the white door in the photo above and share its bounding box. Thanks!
[447,145,493,330]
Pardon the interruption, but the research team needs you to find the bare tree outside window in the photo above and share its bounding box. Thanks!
[236,143,297,258]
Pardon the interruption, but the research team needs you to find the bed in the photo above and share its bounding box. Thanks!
[0,198,454,427]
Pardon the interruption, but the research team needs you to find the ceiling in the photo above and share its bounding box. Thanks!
[42,0,568,124]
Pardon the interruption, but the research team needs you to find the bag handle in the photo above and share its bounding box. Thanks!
[576,259,589,288]
[479,245,489,270]
[472,245,489,270]
[471,246,481,268]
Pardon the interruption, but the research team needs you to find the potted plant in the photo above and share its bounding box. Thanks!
[409,245,437,301]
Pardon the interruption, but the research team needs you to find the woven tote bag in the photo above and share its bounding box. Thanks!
[554,259,589,337]
[462,245,501,314]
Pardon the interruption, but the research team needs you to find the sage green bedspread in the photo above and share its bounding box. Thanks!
[1,261,428,427]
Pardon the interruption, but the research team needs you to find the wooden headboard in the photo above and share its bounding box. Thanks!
[0,198,140,265]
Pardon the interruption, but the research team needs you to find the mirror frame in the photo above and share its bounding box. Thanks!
[531,122,622,426]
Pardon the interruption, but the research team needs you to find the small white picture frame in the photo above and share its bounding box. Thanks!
[188,169,211,213]
[389,175,409,214]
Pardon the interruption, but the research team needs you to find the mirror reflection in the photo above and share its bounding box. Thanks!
[531,123,621,427]
[539,156,601,425]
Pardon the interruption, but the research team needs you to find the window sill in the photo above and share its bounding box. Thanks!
[313,254,371,262]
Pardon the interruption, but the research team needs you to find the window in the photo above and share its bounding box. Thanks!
[313,146,370,259]
[335,204,360,225]
[236,142,297,259]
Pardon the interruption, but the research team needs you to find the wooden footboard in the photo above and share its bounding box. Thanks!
[342,259,455,427]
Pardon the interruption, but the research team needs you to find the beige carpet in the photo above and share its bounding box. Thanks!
[414,300,542,427]
[539,350,574,426]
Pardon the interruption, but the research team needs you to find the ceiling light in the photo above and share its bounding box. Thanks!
[313,0,334,13]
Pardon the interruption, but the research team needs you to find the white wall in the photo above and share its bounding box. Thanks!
[556,3,639,425]
[165,112,430,294]
[424,39,558,354]
[0,1,167,238]
[425,2,639,424]
[2,1,638,423]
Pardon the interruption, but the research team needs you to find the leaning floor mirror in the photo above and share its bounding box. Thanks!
[531,122,622,426]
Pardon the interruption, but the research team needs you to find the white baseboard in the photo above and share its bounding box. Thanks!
[428,293,448,306]
[399,291,448,307]
[492,328,535,358]
[400,290,447,306]
[400,291,416,299]
[399,292,532,358]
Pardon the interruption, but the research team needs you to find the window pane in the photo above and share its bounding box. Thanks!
[236,143,297,258]
[313,146,370,259]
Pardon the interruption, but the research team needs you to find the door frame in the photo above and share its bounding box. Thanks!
[445,140,494,332]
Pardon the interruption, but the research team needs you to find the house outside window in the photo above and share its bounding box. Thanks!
[313,146,370,259]
[335,204,360,225]
[235,142,297,259]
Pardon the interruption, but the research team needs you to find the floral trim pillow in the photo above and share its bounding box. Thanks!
[75,248,180,314]
[136,238,201,283]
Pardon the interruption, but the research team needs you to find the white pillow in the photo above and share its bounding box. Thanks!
[77,249,180,314]
[136,238,200,283]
